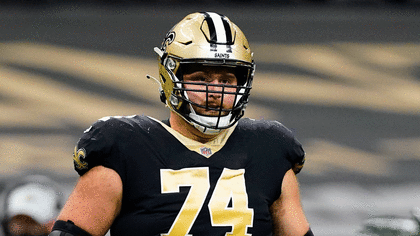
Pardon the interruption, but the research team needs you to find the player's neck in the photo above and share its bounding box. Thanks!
[169,112,219,144]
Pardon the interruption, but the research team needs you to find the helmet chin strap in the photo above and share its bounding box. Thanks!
[188,104,232,135]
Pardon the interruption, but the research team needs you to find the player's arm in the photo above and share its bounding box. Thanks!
[270,169,312,236]
[52,166,123,236]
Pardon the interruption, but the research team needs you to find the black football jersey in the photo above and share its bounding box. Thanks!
[73,115,305,236]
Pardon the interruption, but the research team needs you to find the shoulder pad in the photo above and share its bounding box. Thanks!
[239,119,306,174]
[73,116,135,176]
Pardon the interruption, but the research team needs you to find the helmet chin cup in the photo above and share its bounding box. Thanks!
[188,112,232,134]
[193,124,223,135]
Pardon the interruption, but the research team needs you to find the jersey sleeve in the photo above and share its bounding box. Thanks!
[288,136,305,174]
[72,118,127,178]
[271,121,306,174]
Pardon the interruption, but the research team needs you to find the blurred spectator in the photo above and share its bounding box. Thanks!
[1,175,64,236]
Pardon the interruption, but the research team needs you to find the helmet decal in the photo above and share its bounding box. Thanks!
[201,12,233,45]
[161,31,176,53]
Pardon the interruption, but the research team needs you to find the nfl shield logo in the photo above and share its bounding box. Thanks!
[200,147,212,157]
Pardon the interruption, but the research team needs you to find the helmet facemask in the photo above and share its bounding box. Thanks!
[176,62,253,134]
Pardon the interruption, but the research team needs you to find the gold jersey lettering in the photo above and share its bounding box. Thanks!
[160,167,254,236]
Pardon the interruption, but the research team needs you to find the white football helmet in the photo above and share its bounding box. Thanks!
[149,12,255,134]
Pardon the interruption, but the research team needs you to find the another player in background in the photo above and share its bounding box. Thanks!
[50,12,313,236]
[1,175,64,236]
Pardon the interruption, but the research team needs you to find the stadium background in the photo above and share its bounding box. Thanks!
[1,1,419,235]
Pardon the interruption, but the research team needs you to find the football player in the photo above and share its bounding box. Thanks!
[1,175,64,236]
[50,12,313,236]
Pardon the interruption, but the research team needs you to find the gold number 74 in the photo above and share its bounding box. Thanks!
[160,167,254,236]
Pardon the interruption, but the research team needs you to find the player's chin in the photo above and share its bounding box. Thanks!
[192,102,234,116]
